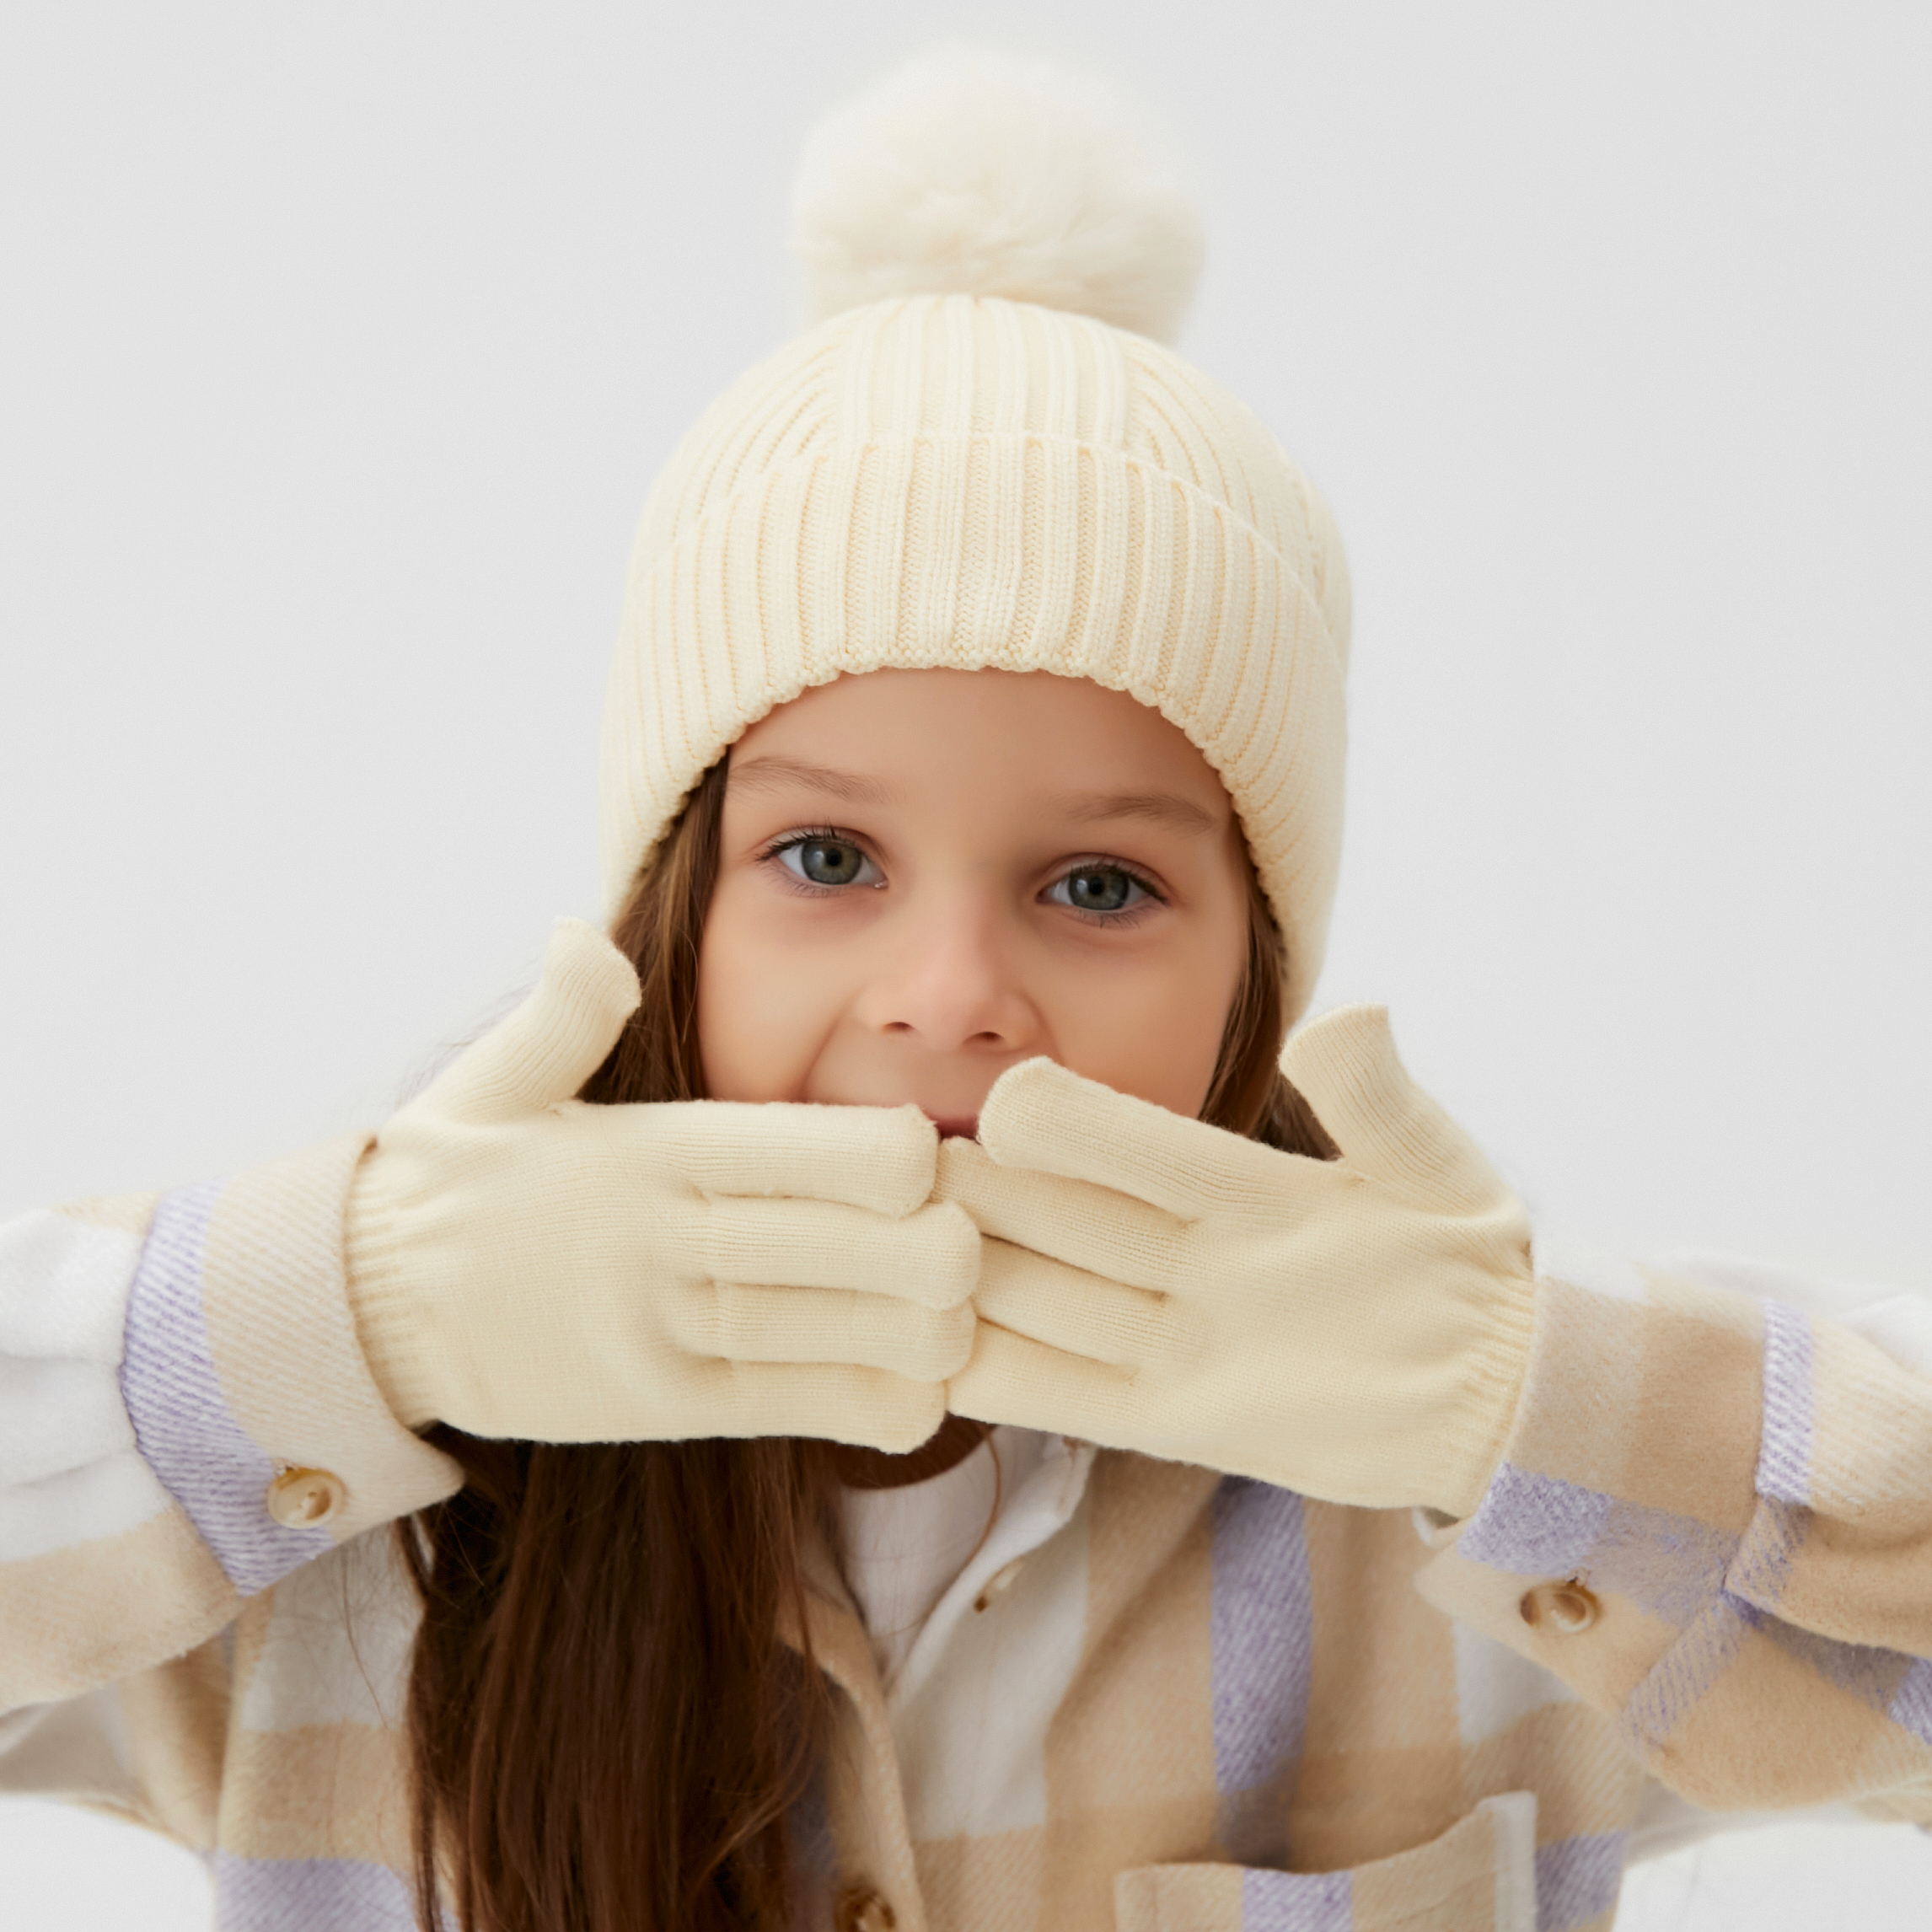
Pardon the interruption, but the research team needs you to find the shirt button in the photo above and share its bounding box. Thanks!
[834,1882,898,1932]
[266,1467,346,1529]
[973,1557,1026,1613]
[1519,1579,1601,1634]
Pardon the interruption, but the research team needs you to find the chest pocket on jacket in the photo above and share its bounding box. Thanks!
[1114,1791,1539,1932]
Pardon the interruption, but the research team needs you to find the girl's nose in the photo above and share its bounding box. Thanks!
[856,899,1039,1055]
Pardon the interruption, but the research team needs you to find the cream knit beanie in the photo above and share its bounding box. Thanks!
[598,47,1351,1027]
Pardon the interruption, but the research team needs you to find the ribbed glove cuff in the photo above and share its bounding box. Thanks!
[1436,1275,1538,1520]
[342,1151,443,1432]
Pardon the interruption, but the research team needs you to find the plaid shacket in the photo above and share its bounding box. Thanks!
[3,1137,1929,1931]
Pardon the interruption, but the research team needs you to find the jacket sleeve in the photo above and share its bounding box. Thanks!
[1415,1239,1932,1817]
[0,1133,461,1714]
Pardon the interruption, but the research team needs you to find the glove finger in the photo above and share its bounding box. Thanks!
[668,1282,974,1381]
[421,920,641,1125]
[691,1360,950,1454]
[1278,1006,1506,1209]
[977,1058,1286,1216]
[946,1322,1137,1442]
[655,1100,938,1218]
[700,1198,979,1309]
[969,1240,1168,1369]
[937,1140,1182,1288]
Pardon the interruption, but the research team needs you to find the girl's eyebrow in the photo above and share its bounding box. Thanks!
[1056,790,1221,836]
[727,755,896,805]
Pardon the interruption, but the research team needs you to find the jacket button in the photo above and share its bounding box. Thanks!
[1519,1579,1600,1634]
[266,1467,346,1528]
[834,1882,898,1932]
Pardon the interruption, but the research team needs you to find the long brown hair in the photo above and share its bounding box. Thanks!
[399,751,1334,1932]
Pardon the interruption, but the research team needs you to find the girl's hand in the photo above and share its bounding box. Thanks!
[936,1008,1536,1516]
[346,920,977,1451]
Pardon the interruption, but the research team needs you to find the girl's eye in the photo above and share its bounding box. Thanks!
[774,835,882,889]
[1045,865,1155,917]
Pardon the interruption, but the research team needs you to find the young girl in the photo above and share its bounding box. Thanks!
[4,48,1930,1932]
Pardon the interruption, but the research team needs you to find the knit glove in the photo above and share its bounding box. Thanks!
[936,1006,1536,1516]
[346,920,976,1452]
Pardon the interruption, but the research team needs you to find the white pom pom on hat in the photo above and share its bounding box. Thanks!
[791,44,1205,343]
[599,46,1353,1033]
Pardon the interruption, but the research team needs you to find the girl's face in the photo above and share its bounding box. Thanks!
[698,668,1253,1135]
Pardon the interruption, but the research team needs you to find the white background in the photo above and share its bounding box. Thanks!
[3,3,1929,1925]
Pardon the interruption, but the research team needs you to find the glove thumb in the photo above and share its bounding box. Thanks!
[1279,1005,1505,1210]
[418,919,642,1125]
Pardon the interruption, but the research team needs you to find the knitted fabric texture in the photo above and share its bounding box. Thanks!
[596,292,1352,1028]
